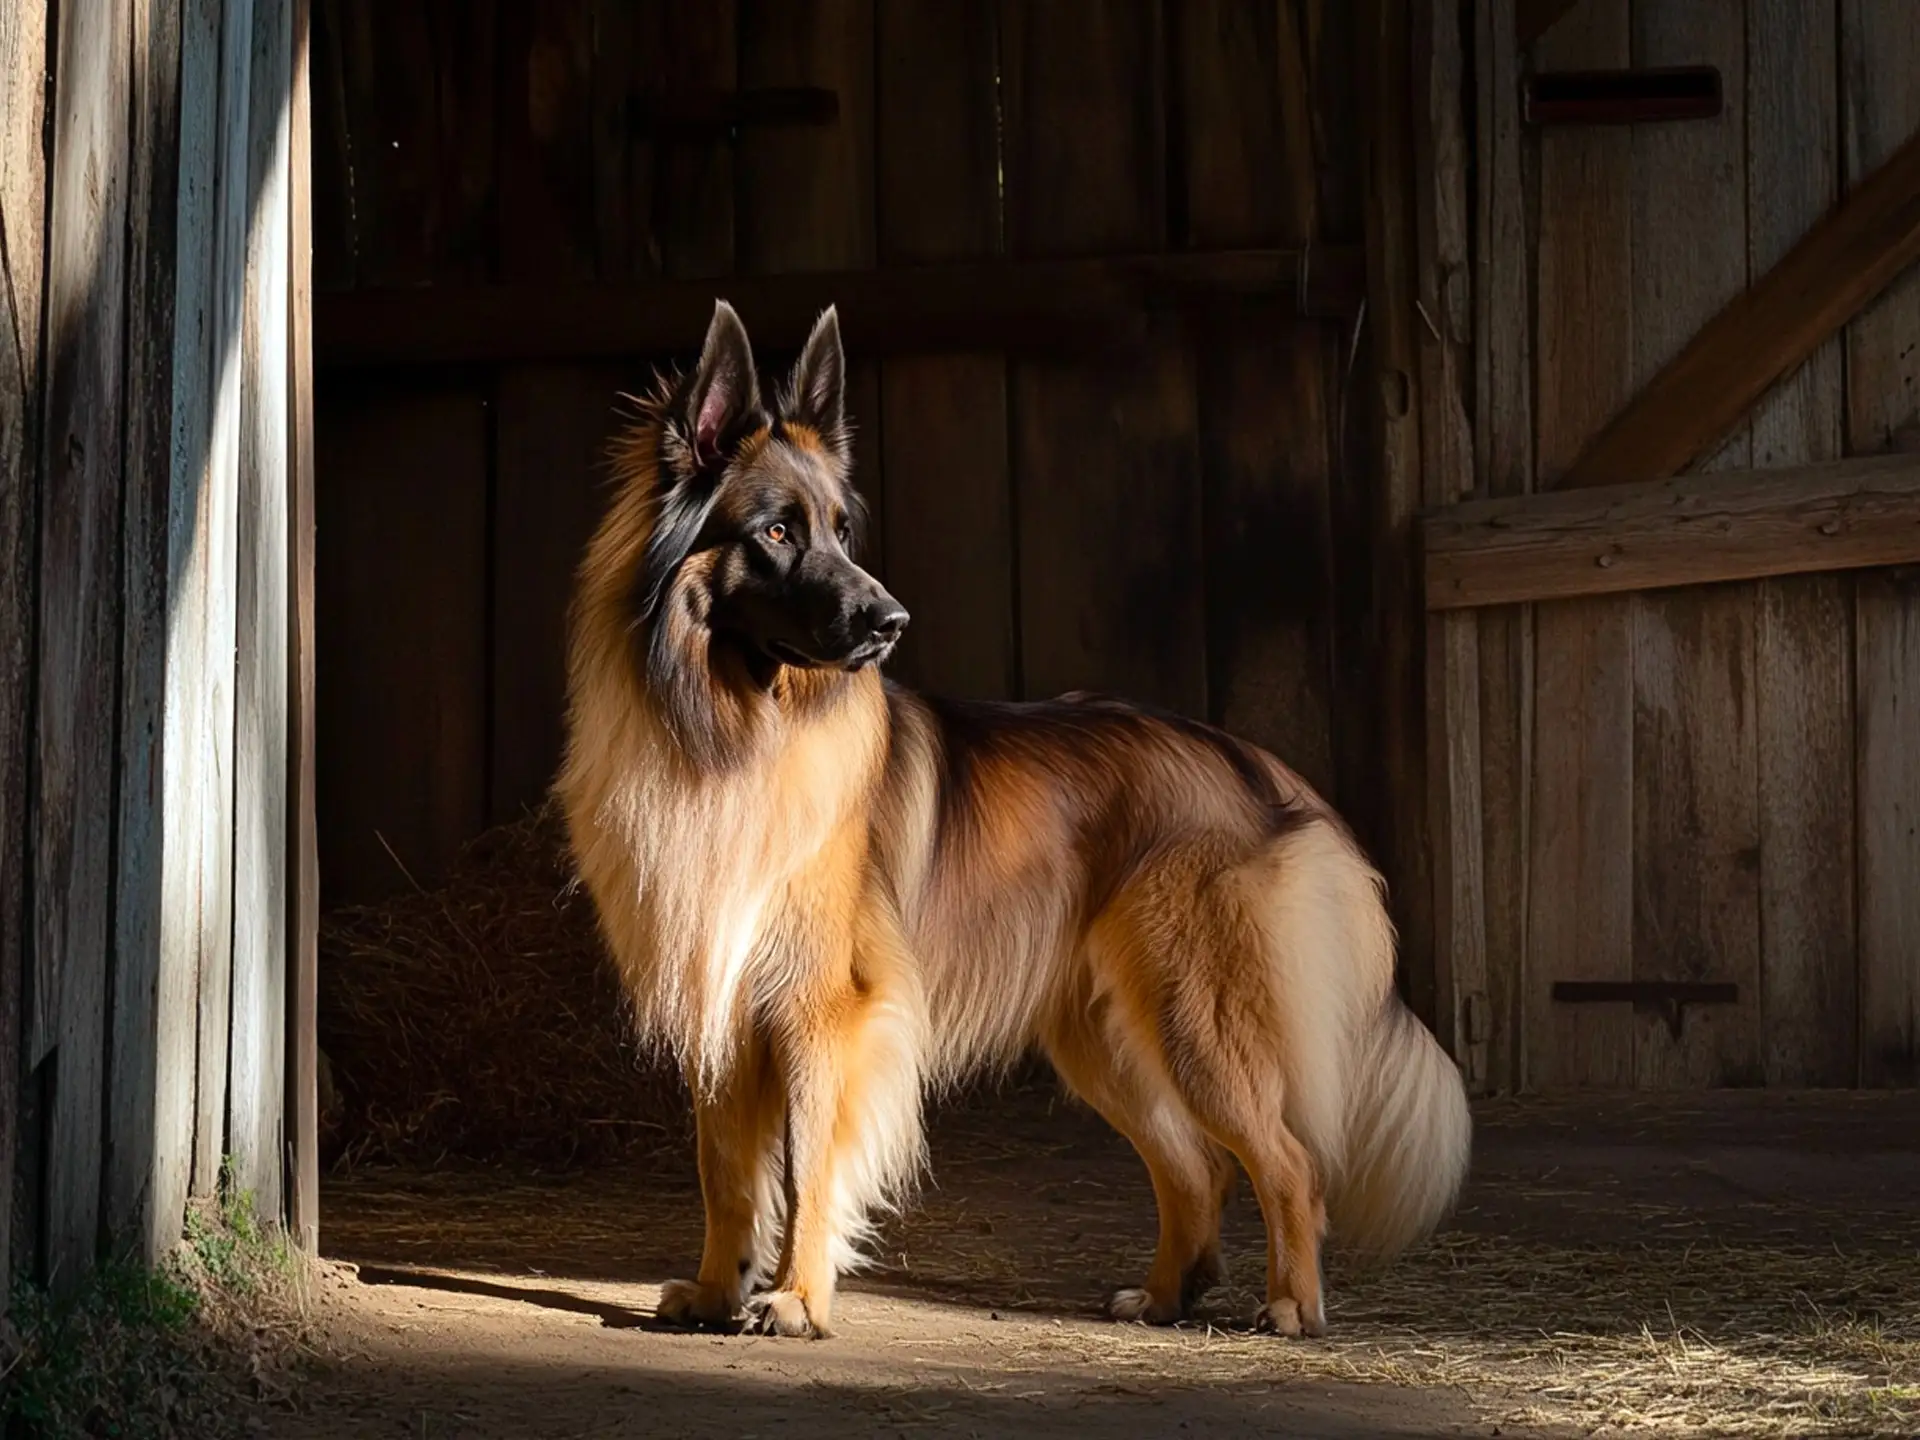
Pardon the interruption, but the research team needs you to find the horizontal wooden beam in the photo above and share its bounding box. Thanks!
[1558,124,1920,490]
[1424,452,1920,609]
[314,246,1365,368]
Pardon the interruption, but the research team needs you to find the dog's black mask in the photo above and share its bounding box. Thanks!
[639,300,908,681]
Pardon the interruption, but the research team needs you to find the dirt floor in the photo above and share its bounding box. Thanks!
[262,1085,1920,1439]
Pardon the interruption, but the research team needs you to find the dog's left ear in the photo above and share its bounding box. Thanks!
[786,306,847,454]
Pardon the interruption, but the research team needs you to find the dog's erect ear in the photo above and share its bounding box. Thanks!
[785,306,846,450]
[678,300,761,469]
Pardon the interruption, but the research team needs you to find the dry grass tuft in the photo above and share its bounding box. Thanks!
[317,808,689,1169]
[3,1175,321,1438]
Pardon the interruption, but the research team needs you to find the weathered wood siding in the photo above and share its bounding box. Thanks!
[1457,0,1920,1090]
[1,0,314,1305]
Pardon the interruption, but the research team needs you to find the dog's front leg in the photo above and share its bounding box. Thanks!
[748,921,925,1339]
[657,1030,784,1327]
[747,1001,856,1338]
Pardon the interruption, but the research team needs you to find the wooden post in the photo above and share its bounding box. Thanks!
[287,0,320,1254]
[1411,0,1483,1079]
[1354,0,1435,1025]
[1474,0,1533,1094]
[0,0,52,1305]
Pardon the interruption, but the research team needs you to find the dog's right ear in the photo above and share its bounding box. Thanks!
[674,300,761,473]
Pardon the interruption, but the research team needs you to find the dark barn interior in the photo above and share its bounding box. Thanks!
[3,0,1920,1434]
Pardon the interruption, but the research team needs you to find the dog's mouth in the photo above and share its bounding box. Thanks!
[766,639,817,669]
[765,636,898,673]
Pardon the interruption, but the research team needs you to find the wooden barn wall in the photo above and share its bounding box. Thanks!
[0,0,314,1307]
[311,1,1379,926]
[1469,0,1920,1091]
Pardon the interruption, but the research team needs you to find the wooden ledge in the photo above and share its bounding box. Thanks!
[314,246,1365,369]
[1423,452,1920,610]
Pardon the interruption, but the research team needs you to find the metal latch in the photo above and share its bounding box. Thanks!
[1550,980,1738,1041]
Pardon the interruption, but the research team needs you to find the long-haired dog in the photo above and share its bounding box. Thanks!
[559,301,1471,1339]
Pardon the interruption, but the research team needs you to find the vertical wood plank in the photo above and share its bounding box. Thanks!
[1410,0,1480,1073]
[35,0,135,1288]
[1857,571,1920,1085]
[1748,0,1855,1087]
[195,0,254,1198]
[1178,0,1336,792]
[1525,0,1633,1090]
[0,0,51,1299]
[1351,0,1435,1017]
[1475,0,1531,1092]
[875,0,1014,700]
[1628,3,1761,1090]
[1758,577,1856,1084]
[154,0,225,1246]
[738,0,883,578]
[109,0,187,1257]
[315,379,488,905]
[288,0,320,1251]
[231,0,292,1220]
[1001,0,1204,714]
[1844,0,1920,1087]
[491,0,609,826]
[490,367,627,822]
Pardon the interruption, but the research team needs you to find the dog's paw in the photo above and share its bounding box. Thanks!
[656,1278,739,1328]
[1107,1287,1183,1326]
[744,1289,831,1339]
[1253,1298,1303,1337]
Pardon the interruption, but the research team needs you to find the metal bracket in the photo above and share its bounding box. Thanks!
[1550,980,1739,1042]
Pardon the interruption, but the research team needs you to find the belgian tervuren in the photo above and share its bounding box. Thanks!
[559,301,1471,1339]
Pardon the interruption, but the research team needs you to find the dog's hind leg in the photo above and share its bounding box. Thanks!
[1090,844,1332,1338]
[1044,1015,1235,1324]
[657,1029,785,1328]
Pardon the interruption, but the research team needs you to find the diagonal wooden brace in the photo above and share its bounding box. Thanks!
[1556,125,1920,490]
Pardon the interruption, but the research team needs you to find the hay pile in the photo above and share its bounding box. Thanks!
[317,809,688,1169]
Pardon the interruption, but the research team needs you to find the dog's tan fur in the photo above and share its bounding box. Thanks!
[560,305,1470,1339]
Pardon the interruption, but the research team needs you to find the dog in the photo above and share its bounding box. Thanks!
[558,300,1471,1339]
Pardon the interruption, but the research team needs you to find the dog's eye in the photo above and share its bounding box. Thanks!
[765,522,788,544]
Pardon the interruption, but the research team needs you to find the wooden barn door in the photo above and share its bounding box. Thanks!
[1427,0,1920,1093]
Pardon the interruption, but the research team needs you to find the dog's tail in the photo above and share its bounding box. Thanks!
[1247,820,1472,1262]
[1331,993,1473,1259]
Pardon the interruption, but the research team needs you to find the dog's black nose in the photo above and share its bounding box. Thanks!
[863,600,910,641]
